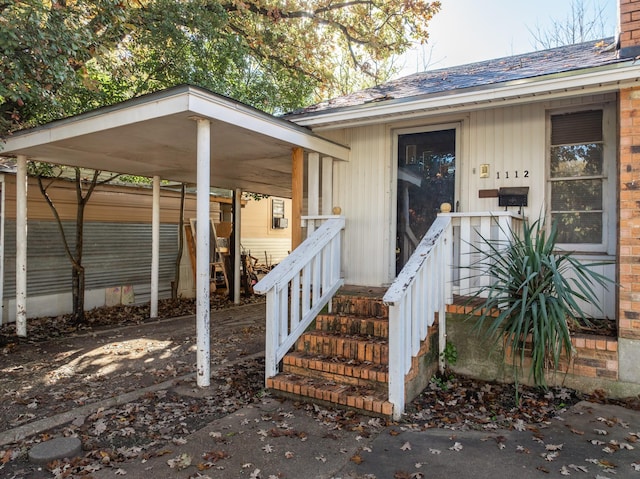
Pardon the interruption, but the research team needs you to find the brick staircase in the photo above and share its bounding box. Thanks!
[266,289,436,417]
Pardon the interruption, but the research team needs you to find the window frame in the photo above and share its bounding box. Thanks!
[546,103,616,255]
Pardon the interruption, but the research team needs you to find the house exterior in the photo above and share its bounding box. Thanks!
[251,0,640,417]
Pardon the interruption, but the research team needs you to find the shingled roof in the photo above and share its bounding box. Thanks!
[287,38,621,119]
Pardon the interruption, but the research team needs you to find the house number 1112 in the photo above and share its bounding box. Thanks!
[496,170,529,179]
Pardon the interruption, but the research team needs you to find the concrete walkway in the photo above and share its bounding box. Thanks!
[88,399,640,479]
[3,303,640,478]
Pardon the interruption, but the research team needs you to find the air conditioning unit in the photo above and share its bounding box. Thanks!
[273,217,288,229]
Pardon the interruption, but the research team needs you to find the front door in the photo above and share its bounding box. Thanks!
[396,128,456,273]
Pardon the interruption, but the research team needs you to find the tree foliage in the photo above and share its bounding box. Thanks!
[1,0,441,135]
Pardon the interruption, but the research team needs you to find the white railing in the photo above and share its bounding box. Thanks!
[383,215,453,420]
[254,216,345,382]
[448,211,524,297]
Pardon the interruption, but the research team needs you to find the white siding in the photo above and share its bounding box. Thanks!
[319,94,617,300]
[331,125,392,286]
[465,104,545,214]
[241,237,291,266]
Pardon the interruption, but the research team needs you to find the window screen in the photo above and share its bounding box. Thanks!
[549,110,604,245]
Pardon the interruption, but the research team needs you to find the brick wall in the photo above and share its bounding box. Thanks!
[619,87,640,340]
[503,334,619,381]
[620,0,640,58]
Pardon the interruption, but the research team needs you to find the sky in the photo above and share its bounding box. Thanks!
[395,0,618,77]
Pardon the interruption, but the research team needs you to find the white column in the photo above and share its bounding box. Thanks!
[321,156,333,215]
[233,188,242,304]
[150,175,160,318]
[16,155,27,337]
[0,174,6,326]
[196,118,211,387]
[307,152,319,235]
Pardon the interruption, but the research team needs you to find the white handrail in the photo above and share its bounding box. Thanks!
[383,215,453,420]
[254,216,345,382]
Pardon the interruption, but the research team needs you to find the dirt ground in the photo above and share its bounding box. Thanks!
[1,299,266,428]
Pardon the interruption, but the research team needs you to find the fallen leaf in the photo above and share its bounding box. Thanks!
[598,459,616,468]
[285,451,294,459]
[401,441,412,451]
[560,465,570,476]
[167,453,192,470]
[449,442,463,452]
[262,444,273,453]
[545,443,563,451]
[202,450,228,462]
[568,464,588,472]
[350,454,363,464]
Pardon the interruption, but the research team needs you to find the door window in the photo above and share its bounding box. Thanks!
[396,129,456,273]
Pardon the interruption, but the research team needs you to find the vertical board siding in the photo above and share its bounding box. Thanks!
[322,94,616,293]
[3,221,178,298]
[466,103,545,214]
[334,125,389,286]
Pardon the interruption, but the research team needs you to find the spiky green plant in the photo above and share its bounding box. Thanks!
[467,217,611,389]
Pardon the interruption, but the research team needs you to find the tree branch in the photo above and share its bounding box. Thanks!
[36,176,80,270]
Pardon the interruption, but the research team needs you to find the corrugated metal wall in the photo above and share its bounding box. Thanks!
[3,220,178,299]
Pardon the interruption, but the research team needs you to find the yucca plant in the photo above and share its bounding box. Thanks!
[466,217,611,390]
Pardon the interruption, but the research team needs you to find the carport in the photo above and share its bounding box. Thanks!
[0,84,350,385]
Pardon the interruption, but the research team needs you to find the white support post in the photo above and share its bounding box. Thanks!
[16,156,27,337]
[307,152,319,235]
[0,174,5,326]
[150,175,160,318]
[233,188,242,304]
[321,156,333,215]
[195,118,211,387]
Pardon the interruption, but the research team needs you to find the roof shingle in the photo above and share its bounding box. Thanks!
[287,38,620,118]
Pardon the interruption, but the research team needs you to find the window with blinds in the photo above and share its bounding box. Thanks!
[549,110,605,245]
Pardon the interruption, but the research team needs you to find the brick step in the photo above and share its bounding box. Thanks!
[267,373,393,417]
[283,351,388,387]
[296,331,389,364]
[315,314,389,339]
[331,294,388,318]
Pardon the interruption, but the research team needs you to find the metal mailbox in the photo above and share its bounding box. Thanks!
[498,187,529,207]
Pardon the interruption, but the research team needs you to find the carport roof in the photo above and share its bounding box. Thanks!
[0,84,350,198]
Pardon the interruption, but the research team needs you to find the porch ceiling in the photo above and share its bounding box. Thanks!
[0,85,350,198]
